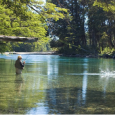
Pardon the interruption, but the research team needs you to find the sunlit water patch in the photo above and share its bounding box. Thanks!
[68,68,115,78]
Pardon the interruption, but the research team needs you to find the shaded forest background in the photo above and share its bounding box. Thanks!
[49,0,115,56]
[1,0,115,56]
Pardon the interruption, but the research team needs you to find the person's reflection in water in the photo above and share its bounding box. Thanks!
[15,74,24,95]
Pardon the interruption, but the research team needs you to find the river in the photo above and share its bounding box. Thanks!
[0,54,115,114]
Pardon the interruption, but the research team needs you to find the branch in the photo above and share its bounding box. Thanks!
[27,4,46,21]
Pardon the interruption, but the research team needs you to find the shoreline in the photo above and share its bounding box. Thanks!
[2,51,58,55]
[1,52,115,59]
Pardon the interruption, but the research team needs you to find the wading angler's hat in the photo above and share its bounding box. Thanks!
[18,55,22,59]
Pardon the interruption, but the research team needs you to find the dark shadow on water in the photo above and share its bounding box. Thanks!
[45,87,115,114]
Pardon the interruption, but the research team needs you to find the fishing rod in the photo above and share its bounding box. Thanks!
[24,55,29,61]
[22,52,30,62]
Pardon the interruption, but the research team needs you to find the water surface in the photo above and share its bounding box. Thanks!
[0,54,115,114]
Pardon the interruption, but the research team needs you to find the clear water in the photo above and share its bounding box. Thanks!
[1,54,115,114]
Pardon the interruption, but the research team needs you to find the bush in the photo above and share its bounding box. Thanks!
[100,47,115,56]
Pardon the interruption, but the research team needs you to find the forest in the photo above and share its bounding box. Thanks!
[49,0,115,57]
[0,0,115,57]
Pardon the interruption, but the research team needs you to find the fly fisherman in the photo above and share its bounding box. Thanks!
[15,55,25,74]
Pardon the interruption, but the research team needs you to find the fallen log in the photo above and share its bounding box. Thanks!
[0,35,38,42]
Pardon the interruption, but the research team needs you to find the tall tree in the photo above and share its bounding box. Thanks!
[49,0,89,54]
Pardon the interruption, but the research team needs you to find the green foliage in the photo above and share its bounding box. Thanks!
[41,2,68,21]
[2,0,115,56]
[100,47,115,56]
[93,0,115,12]
[0,42,12,53]
[48,0,115,56]
[12,40,52,52]
[0,0,68,53]
[49,0,89,54]
[0,4,47,38]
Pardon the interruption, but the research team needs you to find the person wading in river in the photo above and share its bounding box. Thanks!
[15,55,25,74]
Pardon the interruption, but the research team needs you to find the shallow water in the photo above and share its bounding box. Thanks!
[1,54,115,114]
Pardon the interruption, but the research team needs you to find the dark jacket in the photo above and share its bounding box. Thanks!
[15,59,24,69]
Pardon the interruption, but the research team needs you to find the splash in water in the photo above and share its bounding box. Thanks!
[100,68,115,78]
[67,68,115,78]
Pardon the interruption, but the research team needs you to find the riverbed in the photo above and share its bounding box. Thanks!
[0,54,115,114]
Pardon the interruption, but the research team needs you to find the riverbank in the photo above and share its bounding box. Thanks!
[2,51,57,55]
[59,53,115,59]
[2,52,115,59]
[59,54,98,58]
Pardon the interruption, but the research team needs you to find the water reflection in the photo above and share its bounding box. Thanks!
[82,70,88,105]
[99,76,108,98]
[15,74,24,95]
[47,56,59,79]
[82,58,88,105]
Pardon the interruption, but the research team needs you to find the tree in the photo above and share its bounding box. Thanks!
[49,0,115,56]
[0,0,68,53]
[93,0,115,52]
[48,0,89,54]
